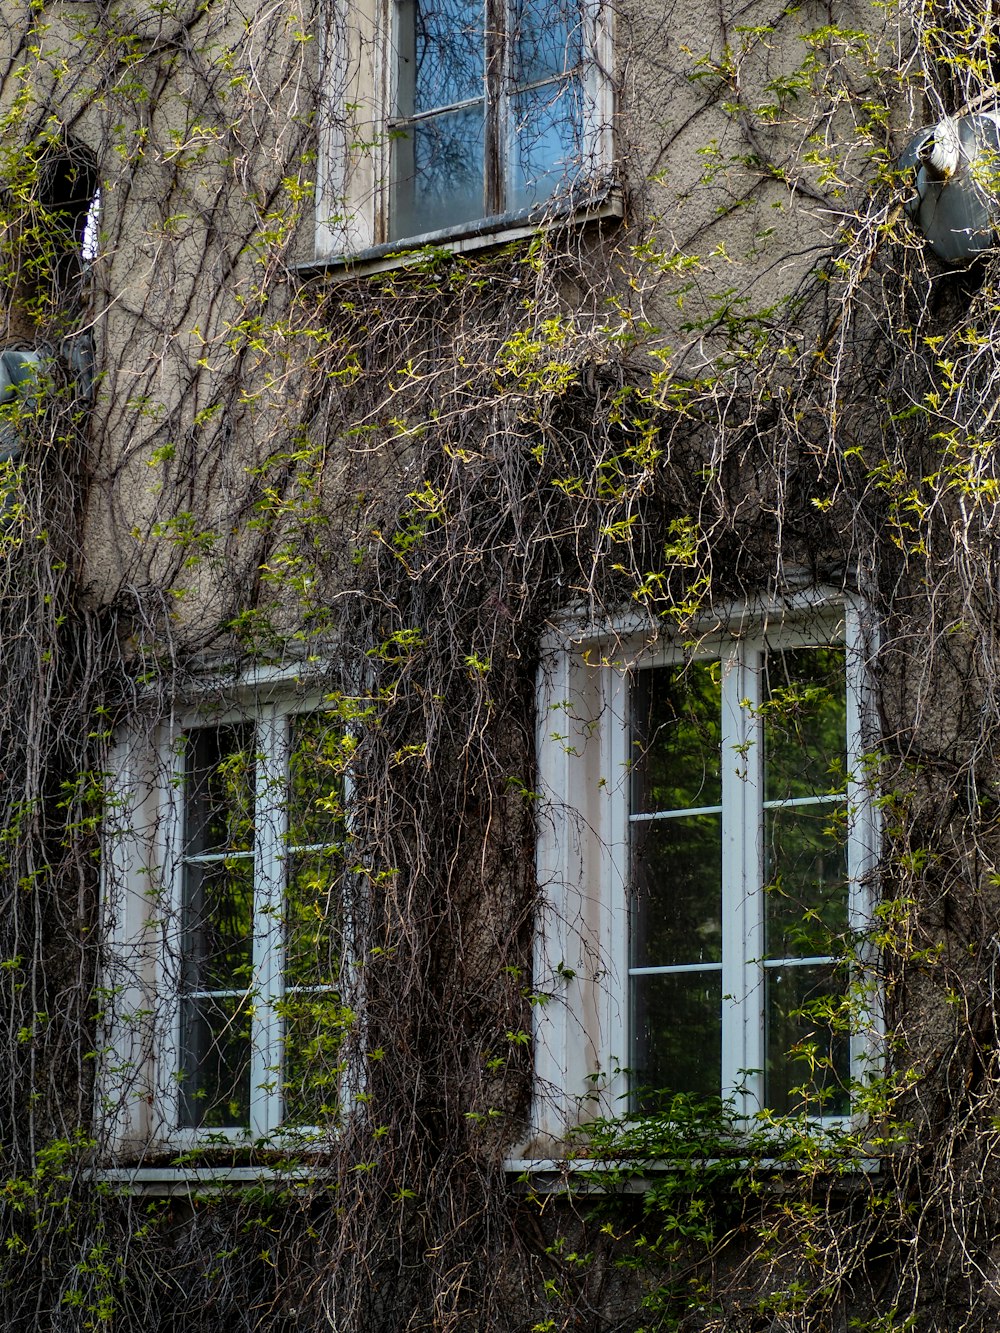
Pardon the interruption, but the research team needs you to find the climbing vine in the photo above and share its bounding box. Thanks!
[0,0,998,1327]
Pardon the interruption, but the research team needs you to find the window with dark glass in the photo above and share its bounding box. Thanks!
[390,0,586,238]
[629,641,855,1118]
[176,710,347,1134]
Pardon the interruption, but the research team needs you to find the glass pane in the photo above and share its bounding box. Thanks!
[286,850,342,988]
[183,724,255,856]
[178,995,252,1129]
[765,803,849,959]
[632,662,722,813]
[631,970,722,1107]
[396,0,484,115]
[765,963,850,1117]
[281,991,352,1126]
[763,646,847,801]
[391,104,486,238]
[181,857,254,991]
[511,0,583,84]
[632,814,721,967]
[288,713,344,848]
[510,81,581,211]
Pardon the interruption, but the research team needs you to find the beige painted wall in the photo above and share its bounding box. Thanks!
[0,0,918,631]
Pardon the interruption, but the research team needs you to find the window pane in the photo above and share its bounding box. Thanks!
[181,858,254,991]
[396,0,484,115]
[391,104,486,238]
[765,964,850,1117]
[281,992,351,1126]
[632,662,722,813]
[511,0,583,85]
[765,803,849,959]
[286,849,342,988]
[183,724,255,856]
[632,971,722,1107]
[510,81,582,211]
[763,646,847,801]
[178,995,252,1129]
[632,815,722,966]
[287,713,344,848]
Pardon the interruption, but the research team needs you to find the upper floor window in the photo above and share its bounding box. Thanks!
[37,144,100,297]
[530,596,878,1153]
[390,0,587,238]
[315,0,613,257]
[100,687,351,1152]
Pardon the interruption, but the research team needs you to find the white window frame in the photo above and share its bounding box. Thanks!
[98,671,352,1155]
[528,591,879,1157]
[315,0,615,262]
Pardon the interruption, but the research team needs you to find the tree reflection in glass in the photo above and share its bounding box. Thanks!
[761,646,851,1115]
[628,641,854,1119]
[391,0,584,236]
[281,713,348,1127]
[179,725,256,1129]
[630,662,723,1107]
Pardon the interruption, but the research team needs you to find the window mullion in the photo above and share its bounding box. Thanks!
[605,665,630,1111]
[163,726,186,1134]
[485,0,506,212]
[720,643,763,1114]
[845,600,875,923]
[845,600,879,1085]
[251,707,284,1138]
[582,0,612,172]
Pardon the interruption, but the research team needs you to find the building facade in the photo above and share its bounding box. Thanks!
[0,0,997,1327]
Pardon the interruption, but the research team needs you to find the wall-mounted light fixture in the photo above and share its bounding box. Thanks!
[899,111,1000,262]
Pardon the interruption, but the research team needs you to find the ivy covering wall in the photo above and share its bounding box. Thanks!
[0,0,998,1327]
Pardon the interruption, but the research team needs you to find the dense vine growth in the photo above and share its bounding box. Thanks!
[0,0,997,1327]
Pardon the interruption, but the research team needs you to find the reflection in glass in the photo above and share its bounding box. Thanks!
[512,0,583,83]
[632,971,722,1108]
[281,993,351,1127]
[286,850,341,989]
[183,725,254,856]
[763,646,847,802]
[288,713,344,848]
[765,964,850,1116]
[182,858,254,992]
[397,0,484,115]
[176,711,351,1132]
[511,81,581,211]
[179,995,252,1129]
[628,635,857,1116]
[632,815,721,968]
[632,662,722,813]
[391,105,486,239]
[391,0,585,233]
[761,645,852,1116]
[764,804,848,959]
[180,725,257,1128]
[630,660,723,1106]
[282,711,346,1124]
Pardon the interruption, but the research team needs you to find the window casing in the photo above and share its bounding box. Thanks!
[315,0,613,258]
[100,687,350,1151]
[531,597,877,1152]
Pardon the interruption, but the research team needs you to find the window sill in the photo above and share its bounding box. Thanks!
[95,1164,317,1197]
[504,1153,881,1195]
[94,1147,880,1196]
[300,190,624,280]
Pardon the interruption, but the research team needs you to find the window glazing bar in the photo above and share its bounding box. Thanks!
[761,793,844,811]
[629,804,723,822]
[629,962,723,976]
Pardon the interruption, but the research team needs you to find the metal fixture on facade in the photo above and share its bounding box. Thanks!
[899,111,1000,261]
